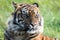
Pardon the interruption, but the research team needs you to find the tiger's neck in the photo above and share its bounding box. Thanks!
[30,33,56,40]
[5,33,56,40]
[30,33,43,40]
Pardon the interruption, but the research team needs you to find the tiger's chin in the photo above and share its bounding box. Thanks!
[26,25,43,35]
[27,29,42,35]
[27,30,37,34]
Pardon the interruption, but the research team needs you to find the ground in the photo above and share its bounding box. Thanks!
[0,0,60,40]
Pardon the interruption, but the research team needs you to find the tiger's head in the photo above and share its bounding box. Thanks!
[7,2,44,37]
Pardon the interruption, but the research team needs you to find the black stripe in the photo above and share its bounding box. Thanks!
[26,34,38,40]
[4,30,11,40]
[13,11,17,23]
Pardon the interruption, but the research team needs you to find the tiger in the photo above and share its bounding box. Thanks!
[4,2,59,40]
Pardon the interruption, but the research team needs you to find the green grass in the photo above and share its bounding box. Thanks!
[0,0,60,40]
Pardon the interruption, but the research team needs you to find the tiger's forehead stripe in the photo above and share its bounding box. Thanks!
[15,3,39,12]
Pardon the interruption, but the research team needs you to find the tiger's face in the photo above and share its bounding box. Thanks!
[7,2,44,37]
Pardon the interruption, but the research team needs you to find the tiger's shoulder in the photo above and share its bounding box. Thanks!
[31,34,59,40]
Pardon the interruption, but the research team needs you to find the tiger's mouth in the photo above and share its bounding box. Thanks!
[13,21,38,35]
[21,23,39,35]
[26,24,37,34]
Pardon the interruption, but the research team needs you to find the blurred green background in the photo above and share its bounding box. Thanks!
[0,0,60,40]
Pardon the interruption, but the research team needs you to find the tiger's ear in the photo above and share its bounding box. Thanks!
[12,1,17,9]
[33,3,39,7]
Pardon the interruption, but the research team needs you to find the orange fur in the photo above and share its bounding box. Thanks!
[31,34,56,40]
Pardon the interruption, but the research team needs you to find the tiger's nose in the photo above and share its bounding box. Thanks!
[30,23,34,27]
[30,22,37,27]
